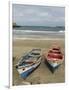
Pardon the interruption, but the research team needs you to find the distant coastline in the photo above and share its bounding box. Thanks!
[13,25,21,28]
[12,23,65,29]
[13,25,65,28]
[12,22,21,28]
[13,25,65,31]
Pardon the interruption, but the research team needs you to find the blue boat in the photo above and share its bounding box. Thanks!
[15,49,41,78]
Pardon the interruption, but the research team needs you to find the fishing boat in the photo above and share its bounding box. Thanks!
[43,46,64,73]
[15,49,41,78]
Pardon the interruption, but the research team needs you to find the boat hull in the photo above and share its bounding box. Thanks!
[47,59,63,68]
[17,61,41,78]
[45,59,63,73]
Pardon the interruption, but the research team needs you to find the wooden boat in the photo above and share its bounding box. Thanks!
[43,46,64,73]
[15,49,41,78]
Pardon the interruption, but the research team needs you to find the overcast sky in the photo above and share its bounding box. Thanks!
[12,4,65,26]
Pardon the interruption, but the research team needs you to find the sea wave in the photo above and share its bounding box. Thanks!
[59,30,65,33]
[13,37,64,41]
[13,29,65,34]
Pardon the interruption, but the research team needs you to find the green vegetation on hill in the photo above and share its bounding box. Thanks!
[12,22,21,28]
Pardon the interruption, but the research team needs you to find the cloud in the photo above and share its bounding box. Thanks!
[12,4,65,26]
[39,12,48,17]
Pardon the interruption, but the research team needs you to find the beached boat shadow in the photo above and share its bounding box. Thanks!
[44,59,61,73]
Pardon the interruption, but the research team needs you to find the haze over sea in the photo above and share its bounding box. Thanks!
[13,26,65,40]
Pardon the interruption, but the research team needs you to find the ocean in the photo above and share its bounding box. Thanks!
[13,26,65,40]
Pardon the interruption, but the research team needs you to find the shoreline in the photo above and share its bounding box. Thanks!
[13,37,65,41]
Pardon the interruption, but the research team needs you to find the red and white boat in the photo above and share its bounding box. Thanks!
[43,45,64,73]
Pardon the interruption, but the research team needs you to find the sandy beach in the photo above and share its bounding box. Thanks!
[12,4,65,86]
[13,39,65,85]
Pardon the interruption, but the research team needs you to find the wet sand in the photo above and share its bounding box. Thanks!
[13,39,65,85]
